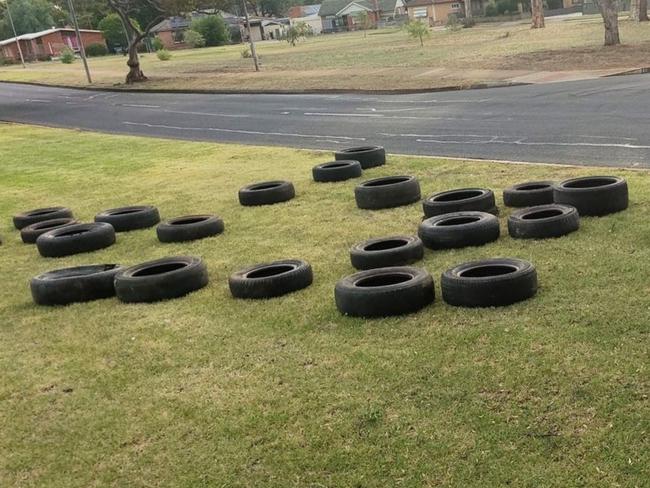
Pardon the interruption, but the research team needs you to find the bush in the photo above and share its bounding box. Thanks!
[485,3,498,15]
[60,47,75,64]
[462,17,476,28]
[156,49,172,60]
[496,0,519,14]
[183,29,206,48]
[85,43,108,57]
[152,36,164,51]
[192,15,230,47]
[241,46,252,58]
[99,13,140,52]
[446,14,462,31]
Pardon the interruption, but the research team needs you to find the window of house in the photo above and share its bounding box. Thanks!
[413,7,428,17]
[173,30,184,43]
[451,3,461,9]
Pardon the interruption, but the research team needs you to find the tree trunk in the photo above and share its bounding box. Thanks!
[465,0,473,19]
[126,42,147,83]
[598,0,621,45]
[630,0,640,20]
[531,0,545,28]
[640,0,649,21]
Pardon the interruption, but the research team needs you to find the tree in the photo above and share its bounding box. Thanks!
[596,0,620,45]
[630,0,648,21]
[0,0,55,38]
[465,0,472,19]
[98,12,135,51]
[286,21,310,46]
[531,0,544,28]
[191,15,230,47]
[105,0,181,83]
[355,10,372,36]
[405,20,429,47]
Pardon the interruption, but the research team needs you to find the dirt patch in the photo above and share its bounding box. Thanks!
[493,42,650,71]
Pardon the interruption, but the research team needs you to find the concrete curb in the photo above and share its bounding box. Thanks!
[0,79,531,95]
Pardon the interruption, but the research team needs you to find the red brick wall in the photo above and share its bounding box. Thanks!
[157,30,188,50]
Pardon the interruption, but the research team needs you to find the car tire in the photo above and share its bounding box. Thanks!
[334,146,385,169]
[31,264,122,306]
[20,218,79,244]
[36,222,116,258]
[355,175,421,210]
[441,258,537,308]
[95,205,160,232]
[229,259,313,299]
[115,256,209,303]
[508,204,579,239]
[157,215,224,243]
[553,176,628,216]
[503,180,555,207]
[239,181,295,206]
[419,211,500,249]
[313,160,362,182]
[423,188,496,217]
[13,207,74,230]
[335,266,434,317]
[350,235,424,270]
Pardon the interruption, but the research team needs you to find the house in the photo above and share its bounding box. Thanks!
[242,19,287,42]
[0,28,105,62]
[288,4,323,35]
[318,0,405,32]
[404,0,464,25]
[149,12,242,50]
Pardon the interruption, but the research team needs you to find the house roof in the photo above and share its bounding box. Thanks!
[150,12,241,33]
[318,0,399,16]
[0,28,101,47]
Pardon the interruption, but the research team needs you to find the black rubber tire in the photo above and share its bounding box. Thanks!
[553,176,628,216]
[355,175,421,210]
[441,258,537,308]
[350,235,424,270]
[157,215,224,243]
[95,205,160,232]
[229,259,313,299]
[13,207,74,230]
[239,181,295,206]
[334,146,385,169]
[503,180,555,208]
[30,264,122,306]
[36,222,116,258]
[423,188,496,217]
[508,204,579,239]
[335,266,434,317]
[20,218,79,244]
[313,160,363,182]
[115,256,209,303]
[419,211,500,249]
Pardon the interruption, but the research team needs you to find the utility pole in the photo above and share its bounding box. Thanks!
[241,0,260,72]
[5,0,25,68]
[65,0,92,83]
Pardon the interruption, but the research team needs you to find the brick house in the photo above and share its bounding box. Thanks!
[0,28,105,62]
[318,0,406,32]
[288,4,323,35]
[149,13,245,49]
[404,0,463,25]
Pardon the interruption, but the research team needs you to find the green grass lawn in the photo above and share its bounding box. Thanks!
[0,123,648,487]
[1,17,650,91]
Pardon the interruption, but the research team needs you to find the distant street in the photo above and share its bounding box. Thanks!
[1,75,650,168]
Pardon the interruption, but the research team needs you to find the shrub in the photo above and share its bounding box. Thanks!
[98,14,140,52]
[462,17,476,28]
[446,14,462,31]
[192,15,230,47]
[152,36,164,51]
[60,47,75,64]
[183,29,206,48]
[496,0,519,14]
[241,46,252,58]
[156,49,172,60]
[485,3,498,15]
[85,43,108,56]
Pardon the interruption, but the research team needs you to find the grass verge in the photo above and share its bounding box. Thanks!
[1,18,650,91]
[0,123,648,487]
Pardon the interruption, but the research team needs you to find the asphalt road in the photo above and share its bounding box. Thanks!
[2,76,650,168]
